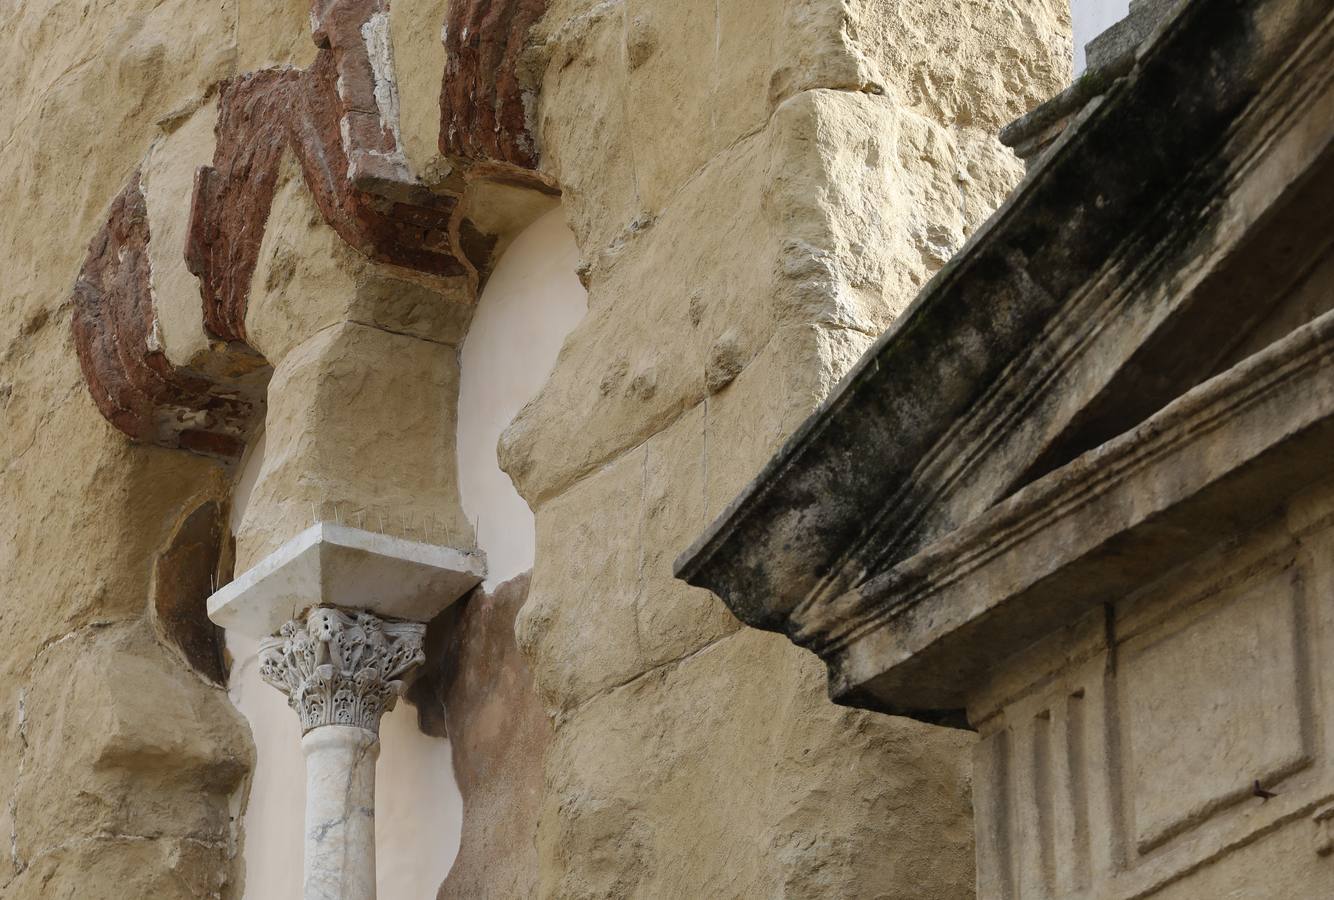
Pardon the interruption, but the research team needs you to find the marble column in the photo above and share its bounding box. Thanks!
[258,607,427,900]
[208,523,483,898]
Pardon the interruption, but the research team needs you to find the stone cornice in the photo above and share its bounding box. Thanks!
[676,0,1334,642]
[824,305,1334,723]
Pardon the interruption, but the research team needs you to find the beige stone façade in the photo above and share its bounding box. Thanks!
[1,1,1074,899]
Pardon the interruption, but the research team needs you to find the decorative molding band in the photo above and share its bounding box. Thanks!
[822,305,1334,717]
[259,607,426,735]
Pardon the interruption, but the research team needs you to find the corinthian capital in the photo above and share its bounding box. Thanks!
[258,607,426,735]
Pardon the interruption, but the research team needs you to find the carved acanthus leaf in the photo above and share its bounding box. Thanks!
[259,607,426,735]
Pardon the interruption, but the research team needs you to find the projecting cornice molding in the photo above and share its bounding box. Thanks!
[676,0,1334,725]
[71,0,555,458]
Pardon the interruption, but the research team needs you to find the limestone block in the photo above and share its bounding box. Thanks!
[142,99,220,369]
[514,323,873,710]
[536,628,975,899]
[5,836,237,900]
[765,90,978,331]
[1122,569,1311,853]
[531,0,640,258]
[637,405,742,670]
[390,0,451,183]
[234,321,472,570]
[764,0,889,111]
[245,154,472,366]
[518,403,743,711]
[849,0,1072,130]
[0,325,242,900]
[536,0,888,253]
[497,112,775,505]
[1148,821,1334,898]
[504,88,984,505]
[622,0,720,211]
[12,624,251,873]
[704,323,875,519]
[518,437,647,710]
[0,0,237,349]
[0,327,230,645]
[537,0,1066,251]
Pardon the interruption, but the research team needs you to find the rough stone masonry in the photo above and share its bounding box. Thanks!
[1,1,1069,898]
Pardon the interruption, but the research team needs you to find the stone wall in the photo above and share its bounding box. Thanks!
[0,3,255,895]
[971,472,1334,899]
[0,2,460,896]
[0,1,1071,897]
[502,0,1071,896]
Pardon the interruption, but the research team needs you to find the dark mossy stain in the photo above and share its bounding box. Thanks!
[678,0,1323,724]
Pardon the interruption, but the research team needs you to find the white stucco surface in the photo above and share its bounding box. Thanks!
[458,207,588,589]
[1070,0,1130,74]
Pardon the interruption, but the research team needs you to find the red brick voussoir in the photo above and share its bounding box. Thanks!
[74,0,555,456]
[71,173,265,460]
[441,0,550,171]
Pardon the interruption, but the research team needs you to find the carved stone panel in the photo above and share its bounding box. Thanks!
[1119,567,1313,853]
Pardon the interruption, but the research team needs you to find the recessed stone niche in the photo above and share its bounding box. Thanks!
[154,500,230,684]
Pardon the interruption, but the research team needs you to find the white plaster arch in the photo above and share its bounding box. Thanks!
[457,206,588,590]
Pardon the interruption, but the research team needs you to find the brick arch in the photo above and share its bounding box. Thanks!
[72,0,556,460]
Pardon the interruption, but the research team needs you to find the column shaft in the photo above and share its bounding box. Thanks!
[303,726,380,900]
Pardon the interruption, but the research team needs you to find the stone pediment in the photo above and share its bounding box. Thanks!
[677,0,1334,726]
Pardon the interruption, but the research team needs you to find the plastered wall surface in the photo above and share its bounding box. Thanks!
[458,207,588,591]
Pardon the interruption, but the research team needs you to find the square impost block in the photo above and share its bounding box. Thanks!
[207,521,486,637]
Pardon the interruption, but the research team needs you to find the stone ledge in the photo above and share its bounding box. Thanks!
[999,0,1176,167]
[675,0,1331,646]
[827,306,1334,724]
[207,522,484,637]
